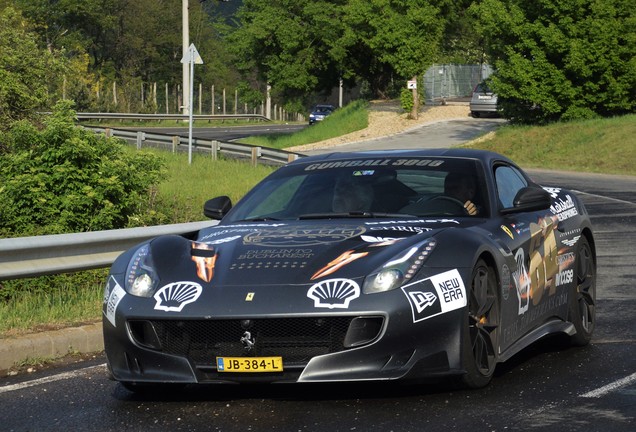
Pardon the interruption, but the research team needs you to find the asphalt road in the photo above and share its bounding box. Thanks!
[1,118,634,432]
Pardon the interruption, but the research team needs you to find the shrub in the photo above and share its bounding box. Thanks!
[0,100,165,237]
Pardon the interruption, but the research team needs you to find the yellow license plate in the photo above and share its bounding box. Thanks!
[216,356,283,373]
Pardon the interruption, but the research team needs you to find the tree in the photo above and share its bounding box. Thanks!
[470,0,636,124]
[0,7,64,130]
[229,0,347,106]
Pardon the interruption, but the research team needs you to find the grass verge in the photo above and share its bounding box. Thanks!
[467,114,636,175]
[239,100,368,149]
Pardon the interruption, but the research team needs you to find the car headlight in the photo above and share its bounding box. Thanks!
[124,244,159,297]
[363,238,437,294]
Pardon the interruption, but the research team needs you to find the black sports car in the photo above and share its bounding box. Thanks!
[103,148,596,391]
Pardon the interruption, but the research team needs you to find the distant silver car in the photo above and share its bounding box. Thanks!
[308,104,335,124]
[470,82,498,117]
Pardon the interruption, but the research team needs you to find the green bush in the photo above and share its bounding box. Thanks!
[0,100,165,237]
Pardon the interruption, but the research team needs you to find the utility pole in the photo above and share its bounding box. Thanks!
[182,0,189,117]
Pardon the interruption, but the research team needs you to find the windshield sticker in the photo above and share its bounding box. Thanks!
[307,278,360,309]
[401,269,467,323]
[243,226,366,246]
[304,159,445,171]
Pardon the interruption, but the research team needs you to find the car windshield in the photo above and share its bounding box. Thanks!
[224,157,489,222]
[474,82,493,93]
[313,105,333,113]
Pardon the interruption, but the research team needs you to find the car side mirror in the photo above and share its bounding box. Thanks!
[203,196,232,220]
[501,187,552,214]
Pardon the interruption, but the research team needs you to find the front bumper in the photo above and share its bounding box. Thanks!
[104,309,465,385]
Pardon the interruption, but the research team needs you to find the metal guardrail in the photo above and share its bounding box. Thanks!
[84,126,302,166]
[0,221,218,280]
[75,112,271,122]
[0,116,305,281]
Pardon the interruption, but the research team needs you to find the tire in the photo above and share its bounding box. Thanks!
[568,236,596,346]
[460,259,499,388]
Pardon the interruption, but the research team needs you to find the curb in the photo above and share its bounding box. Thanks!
[0,322,103,374]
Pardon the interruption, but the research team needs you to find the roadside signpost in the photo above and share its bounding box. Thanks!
[180,43,204,164]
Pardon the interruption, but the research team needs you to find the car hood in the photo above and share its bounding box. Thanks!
[149,218,470,287]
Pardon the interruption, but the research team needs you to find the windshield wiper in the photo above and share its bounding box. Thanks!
[298,212,416,220]
[238,217,282,222]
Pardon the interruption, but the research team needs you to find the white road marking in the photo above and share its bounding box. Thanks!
[0,363,106,394]
[572,189,636,206]
[580,372,636,398]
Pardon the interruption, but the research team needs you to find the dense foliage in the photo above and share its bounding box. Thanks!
[0,101,165,237]
[0,7,64,130]
[2,0,634,124]
[470,0,636,123]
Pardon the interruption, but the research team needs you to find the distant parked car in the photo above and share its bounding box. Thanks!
[308,104,335,124]
[470,82,498,118]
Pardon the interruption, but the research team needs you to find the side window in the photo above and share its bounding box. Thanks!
[494,165,528,208]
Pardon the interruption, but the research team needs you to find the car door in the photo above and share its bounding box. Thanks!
[492,164,562,354]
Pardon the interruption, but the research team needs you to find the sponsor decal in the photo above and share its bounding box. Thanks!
[360,235,401,244]
[558,252,576,270]
[154,281,203,312]
[203,235,241,245]
[561,235,581,247]
[245,292,255,301]
[501,225,514,239]
[369,225,432,234]
[501,264,511,301]
[550,194,579,221]
[307,278,360,309]
[191,242,217,283]
[512,248,530,315]
[407,291,437,313]
[104,276,126,327]
[238,248,314,260]
[556,269,574,287]
[200,228,261,241]
[365,219,459,225]
[230,260,308,271]
[401,269,467,323]
[512,215,560,315]
[311,250,369,280]
[543,187,562,199]
[243,226,366,246]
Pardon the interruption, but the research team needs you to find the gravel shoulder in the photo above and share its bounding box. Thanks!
[289,103,470,152]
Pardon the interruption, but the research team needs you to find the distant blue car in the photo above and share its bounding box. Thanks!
[308,104,335,124]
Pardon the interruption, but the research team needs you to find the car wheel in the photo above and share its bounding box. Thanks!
[568,236,596,346]
[461,259,499,388]
[471,111,480,118]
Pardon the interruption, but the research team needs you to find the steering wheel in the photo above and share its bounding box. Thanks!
[427,196,467,215]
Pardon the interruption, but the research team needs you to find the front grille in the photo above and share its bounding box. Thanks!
[136,317,358,368]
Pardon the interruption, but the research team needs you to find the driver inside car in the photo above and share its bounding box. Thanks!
[332,175,375,213]
[444,172,479,216]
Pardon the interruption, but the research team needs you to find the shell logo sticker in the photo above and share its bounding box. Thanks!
[154,281,203,312]
[307,278,360,309]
